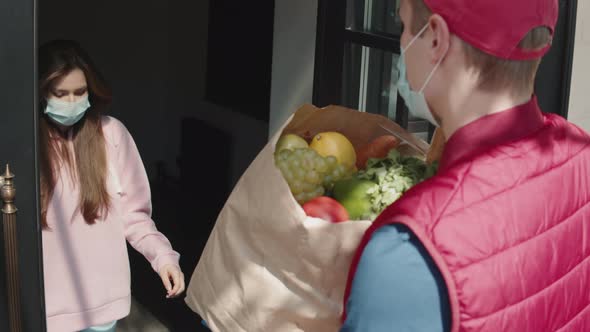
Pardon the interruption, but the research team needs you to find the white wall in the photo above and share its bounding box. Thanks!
[269,0,319,137]
[568,2,590,130]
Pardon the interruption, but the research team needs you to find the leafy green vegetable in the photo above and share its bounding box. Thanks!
[353,149,438,220]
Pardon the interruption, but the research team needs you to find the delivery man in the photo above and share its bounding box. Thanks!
[342,0,590,331]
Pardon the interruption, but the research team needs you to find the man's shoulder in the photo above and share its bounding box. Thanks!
[376,172,464,229]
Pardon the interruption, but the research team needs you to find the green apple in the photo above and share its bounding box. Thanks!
[275,134,308,153]
[332,178,377,220]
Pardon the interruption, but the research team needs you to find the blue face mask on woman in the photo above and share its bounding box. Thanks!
[396,23,444,127]
[44,95,90,126]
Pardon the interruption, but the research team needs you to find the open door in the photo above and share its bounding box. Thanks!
[0,0,47,331]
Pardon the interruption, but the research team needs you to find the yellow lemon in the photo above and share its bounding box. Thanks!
[309,132,356,169]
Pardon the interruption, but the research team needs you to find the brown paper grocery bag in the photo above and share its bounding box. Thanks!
[185,104,444,332]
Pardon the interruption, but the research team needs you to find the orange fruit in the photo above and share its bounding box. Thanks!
[356,135,400,169]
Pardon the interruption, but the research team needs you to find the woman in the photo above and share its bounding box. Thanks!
[39,40,184,332]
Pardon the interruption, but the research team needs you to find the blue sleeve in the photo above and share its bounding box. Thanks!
[201,319,210,330]
[341,224,451,332]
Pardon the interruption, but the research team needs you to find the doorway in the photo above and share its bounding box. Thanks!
[1,0,274,331]
[37,0,273,330]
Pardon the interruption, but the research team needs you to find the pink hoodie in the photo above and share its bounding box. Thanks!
[42,116,180,332]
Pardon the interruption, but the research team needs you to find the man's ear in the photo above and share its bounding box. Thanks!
[428,14,451,64]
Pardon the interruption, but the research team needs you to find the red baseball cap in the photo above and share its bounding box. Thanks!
[423,0,559,60]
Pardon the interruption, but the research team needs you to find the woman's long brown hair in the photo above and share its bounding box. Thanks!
[39,40,112,228]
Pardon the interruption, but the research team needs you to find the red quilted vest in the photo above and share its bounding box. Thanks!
[343,97,590,332]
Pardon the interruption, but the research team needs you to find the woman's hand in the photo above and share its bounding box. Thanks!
[158,264,185,298]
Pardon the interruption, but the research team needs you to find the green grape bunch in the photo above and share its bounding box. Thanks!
[275,148,354,204]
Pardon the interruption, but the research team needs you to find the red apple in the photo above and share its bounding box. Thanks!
[302,196,350,223]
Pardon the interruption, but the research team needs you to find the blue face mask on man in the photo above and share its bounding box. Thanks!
[44,95,91,126]
[396,23,444,127]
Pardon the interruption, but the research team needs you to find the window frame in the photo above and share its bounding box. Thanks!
[313,0,578,137]
[313,0,432,138]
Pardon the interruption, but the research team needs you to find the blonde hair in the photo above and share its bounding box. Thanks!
[408,0,552,96]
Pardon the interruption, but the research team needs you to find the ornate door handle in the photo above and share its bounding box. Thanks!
[2,165,22,332]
